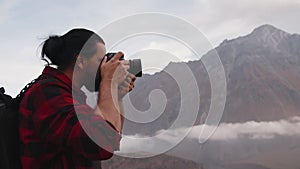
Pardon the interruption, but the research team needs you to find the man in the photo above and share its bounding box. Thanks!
[19,28,135,169]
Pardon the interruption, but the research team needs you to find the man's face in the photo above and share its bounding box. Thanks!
[82,42,106,91]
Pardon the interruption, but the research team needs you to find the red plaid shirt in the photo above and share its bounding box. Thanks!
[19,66,121,169]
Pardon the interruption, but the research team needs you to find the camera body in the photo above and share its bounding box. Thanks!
[94,52,142,91]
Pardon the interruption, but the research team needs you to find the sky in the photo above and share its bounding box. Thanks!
[1,0,300,96]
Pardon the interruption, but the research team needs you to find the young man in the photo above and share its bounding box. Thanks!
[19,28,135,169]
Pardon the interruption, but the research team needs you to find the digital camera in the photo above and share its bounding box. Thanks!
[94,52,142,91]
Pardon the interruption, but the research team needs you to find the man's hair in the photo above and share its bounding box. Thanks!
[41,28,105,69]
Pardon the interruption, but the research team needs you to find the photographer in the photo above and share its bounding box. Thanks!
[19,28,135,169]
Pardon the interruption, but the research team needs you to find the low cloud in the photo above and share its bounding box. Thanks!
[118,117,300,168]
[119,116,300,154]
[205,116,300,140]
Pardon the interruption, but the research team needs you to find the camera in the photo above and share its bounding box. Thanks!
[94,52,142,91]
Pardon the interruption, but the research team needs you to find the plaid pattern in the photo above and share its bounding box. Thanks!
[19,66,121,169]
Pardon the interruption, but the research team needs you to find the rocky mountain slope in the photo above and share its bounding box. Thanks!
[123,24,300,135]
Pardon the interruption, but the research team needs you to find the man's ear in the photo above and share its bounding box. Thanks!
[76,55,85,70]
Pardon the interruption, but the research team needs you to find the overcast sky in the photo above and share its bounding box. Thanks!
[1,0,300,96]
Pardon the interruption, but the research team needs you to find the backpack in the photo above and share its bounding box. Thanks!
[0,78,40,169]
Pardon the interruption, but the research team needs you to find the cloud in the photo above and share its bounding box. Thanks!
[119,116,300,155]
[118,117,300,168]
[184,0,300,46]
[198,116,300,140]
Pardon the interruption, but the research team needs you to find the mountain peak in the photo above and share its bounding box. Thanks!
[250,24,289,37]
[253,24,280,32]
[219,24,290,47]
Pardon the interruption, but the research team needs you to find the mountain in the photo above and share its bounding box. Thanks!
[101,25,300,169]
[123,24,300,135]
[101,154,203,169]
[217,24,300,122]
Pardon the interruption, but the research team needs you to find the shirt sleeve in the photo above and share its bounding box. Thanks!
[32,83,121,160]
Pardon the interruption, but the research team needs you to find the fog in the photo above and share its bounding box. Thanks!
[118,116,300,169]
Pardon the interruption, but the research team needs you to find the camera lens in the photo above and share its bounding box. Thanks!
[129,59,142,77]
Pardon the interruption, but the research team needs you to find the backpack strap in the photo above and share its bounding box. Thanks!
[14,76,42,105]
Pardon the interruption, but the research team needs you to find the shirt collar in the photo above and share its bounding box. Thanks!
[41,66,87,103]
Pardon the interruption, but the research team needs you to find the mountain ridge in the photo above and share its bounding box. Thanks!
[219,24,291,47]
[123,24,300,135]
[162,24,298,71]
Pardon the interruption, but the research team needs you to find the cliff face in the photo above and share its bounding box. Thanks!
[217,24,300,122]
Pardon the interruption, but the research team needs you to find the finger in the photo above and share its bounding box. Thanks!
[128,73,136,82]
[125,75,133,82]
[130,81,134,86]
[130,82,134,88]
[121,60,130,65]
[122,75,135,86]
[131,75,136,82]
[121,80,131,88]
[100,56,107,68]
[128,73,136,79]
[129,87,133,92]
[128,83,134,92]
[119,85,129,92]
[123,64,130,71]
[110,51,124,62]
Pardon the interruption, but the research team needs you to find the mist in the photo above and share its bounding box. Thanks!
[118,116,300,169]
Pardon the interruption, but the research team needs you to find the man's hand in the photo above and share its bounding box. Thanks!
[118,73,136,100]
[100,52,128,86]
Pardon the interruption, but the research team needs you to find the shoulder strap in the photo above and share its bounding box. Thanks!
[14,76,42,104]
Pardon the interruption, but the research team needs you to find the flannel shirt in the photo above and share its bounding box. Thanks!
[19,66,121,169]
